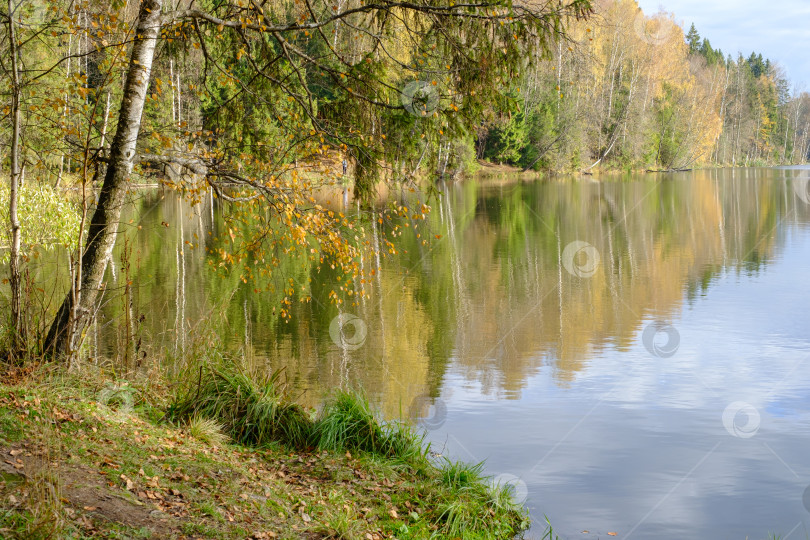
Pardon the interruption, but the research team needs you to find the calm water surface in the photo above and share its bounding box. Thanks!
[100,167,810,538]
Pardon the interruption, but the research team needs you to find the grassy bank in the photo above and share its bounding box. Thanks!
[0,360,529,539]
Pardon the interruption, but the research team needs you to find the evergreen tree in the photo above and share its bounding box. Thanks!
[699,38,723,66]
[686,23,701,54]
[748,53,766,78]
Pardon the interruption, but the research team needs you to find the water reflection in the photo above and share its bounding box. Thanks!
[93,167,810,538]
[100,169,809,398]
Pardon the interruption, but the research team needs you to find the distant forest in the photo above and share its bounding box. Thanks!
[479,1,810,172]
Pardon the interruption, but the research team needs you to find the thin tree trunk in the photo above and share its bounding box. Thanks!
[169,59,176,124]
[56,29,74,188]
[717,66,729,165]
[100,90,112,148]
[7,0,23,354]
[791,100,802,163]
[45,0,163,357]
[176,70,181,126]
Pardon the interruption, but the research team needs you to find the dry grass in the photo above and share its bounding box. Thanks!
[187,415,228,446]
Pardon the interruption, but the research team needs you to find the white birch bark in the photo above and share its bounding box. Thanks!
[46,0,164,356]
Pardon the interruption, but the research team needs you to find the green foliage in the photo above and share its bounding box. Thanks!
[521,101,559,170]
[699,38,724,66]
[482,111,529,165]
[686,23,700,54]
[0,185,80,263]
[653,84,686,168]
[748,52,769,79]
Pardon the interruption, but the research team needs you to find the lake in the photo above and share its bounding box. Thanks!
[95,167,810,538]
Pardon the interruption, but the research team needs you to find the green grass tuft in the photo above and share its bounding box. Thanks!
[313,390,426,462]
[440,459,484,492]
[166,355,313,448]
[167,356,425,463]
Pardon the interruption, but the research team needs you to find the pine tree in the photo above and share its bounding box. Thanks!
[686,23,701,54]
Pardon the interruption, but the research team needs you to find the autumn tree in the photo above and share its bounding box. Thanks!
[1,0,87,356]
[38,0,594,357]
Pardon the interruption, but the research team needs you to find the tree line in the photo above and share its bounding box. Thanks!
[479,0,810,171]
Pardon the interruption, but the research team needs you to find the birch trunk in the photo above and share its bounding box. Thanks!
[56,28,74,188]
[7,0,23,353]
[45,0,163,357]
